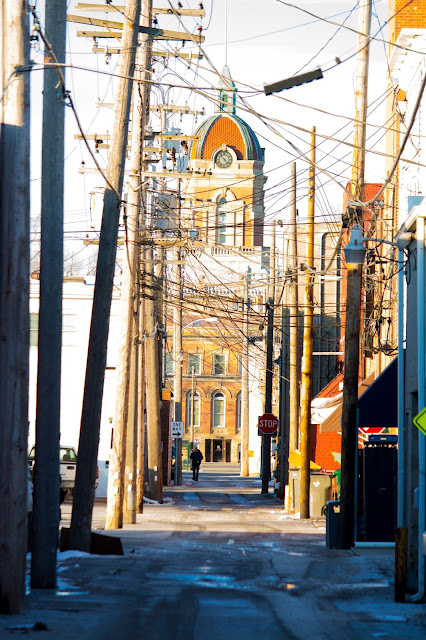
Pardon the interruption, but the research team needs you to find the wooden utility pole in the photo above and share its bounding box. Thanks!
[340,0,372,549]
[278,235,290,502]
[105,0,151,530]
[261,223,276,494]
[136,246,147,512]
[31,0,66,589]
[288,162,299,512]
[69,0,142,552]
[173,180,183,485]
[299,128,316,520]
[145,246,163,503]
[241,271,250,477]
[0,0,30,614]
[289,163,299,454]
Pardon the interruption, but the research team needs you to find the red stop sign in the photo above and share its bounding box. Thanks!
[258,413,278,436]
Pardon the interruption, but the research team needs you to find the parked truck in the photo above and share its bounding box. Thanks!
[28,445,99,503]
[28,445,78,503]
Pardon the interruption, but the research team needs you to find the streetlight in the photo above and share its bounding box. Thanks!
[344,224,413,264]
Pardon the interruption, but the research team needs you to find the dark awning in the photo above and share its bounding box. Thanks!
[357,357,398,428]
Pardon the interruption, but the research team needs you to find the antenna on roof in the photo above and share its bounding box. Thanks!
[225,0,228,67]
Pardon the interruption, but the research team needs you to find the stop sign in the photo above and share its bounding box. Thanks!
[258,413,278,436]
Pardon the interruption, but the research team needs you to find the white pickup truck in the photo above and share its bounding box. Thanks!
[28,445,77,502]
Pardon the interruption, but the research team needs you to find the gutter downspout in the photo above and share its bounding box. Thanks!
[397,247,405,528]
[411,214,425,602]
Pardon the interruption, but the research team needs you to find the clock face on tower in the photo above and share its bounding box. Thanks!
[215,149,233,169]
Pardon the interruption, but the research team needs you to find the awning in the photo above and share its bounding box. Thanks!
[357,357,397,429]
[311,372,344,425]
[320,372,375,433]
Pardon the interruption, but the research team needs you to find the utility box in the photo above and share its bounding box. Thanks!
[326,500,342,549]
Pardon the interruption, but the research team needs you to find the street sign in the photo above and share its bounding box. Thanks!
[413,407,426,436]
[171,421,184,438]
[193,436,201,445]
[258,413,278,436]
[359,427,384,434]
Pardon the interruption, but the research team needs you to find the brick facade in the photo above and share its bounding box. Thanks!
[165,328,243,464]
[392,1,426,42]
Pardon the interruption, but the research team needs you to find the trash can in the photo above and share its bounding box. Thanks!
[289,468,300,512]
[310,472,333,516]
[333,469,341,499]
[289,470,333,516]
[326,500,342,549]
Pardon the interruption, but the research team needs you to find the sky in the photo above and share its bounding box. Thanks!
[29,0,391,263]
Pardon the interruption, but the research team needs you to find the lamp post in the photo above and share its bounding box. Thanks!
[190,365,195,450]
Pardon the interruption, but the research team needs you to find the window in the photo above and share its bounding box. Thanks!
[188,353,201,375]
[213,353,226,375]
[217,197,227,245]
[219,212,226,244]
[212,392,225,428]
[236,392,242,432]
[165,352,174,375]
[30,313,39,347]
[237,355,243,375]
[186,391,200,428]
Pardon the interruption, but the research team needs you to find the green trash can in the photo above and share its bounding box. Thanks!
[334,469,341,499]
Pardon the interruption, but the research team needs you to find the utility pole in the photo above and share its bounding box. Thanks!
[278,236,290,502]
[340,0,372,549]
[136,1,153,512]
[173,180,183,485]
[105,0,151,530]
[69,0,142,552]
[261,223,276,494]
[299,127,316,520]
[136,278,146,511]
[0,0,30,614]
[145,244,163,502]
[241,271,250,477]
[31,0,66,589]
[288,162,299,512]
[289,163,299,454]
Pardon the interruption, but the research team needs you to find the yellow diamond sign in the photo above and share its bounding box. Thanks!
[413,407,426,436]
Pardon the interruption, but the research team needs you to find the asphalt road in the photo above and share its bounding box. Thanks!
[2,464,424,639]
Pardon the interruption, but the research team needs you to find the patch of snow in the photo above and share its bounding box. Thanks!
[58,550,91,560]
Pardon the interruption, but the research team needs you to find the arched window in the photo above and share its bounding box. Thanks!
[212,392,225,428]
[217,196,227,245]
[186,391,200,429]
[236,392,242,432]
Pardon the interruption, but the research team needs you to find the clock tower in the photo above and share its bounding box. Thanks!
[184,66,266,248]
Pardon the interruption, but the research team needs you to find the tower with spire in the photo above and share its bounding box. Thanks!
[217,65,237,114]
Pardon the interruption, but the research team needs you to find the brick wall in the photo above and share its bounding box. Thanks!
[310,424,341,471]
[393,1,426,42]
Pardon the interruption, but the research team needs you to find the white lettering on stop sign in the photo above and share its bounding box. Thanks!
[258,413,278,435]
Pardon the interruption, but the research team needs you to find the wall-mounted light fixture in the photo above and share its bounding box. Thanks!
[344,224,414,265]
